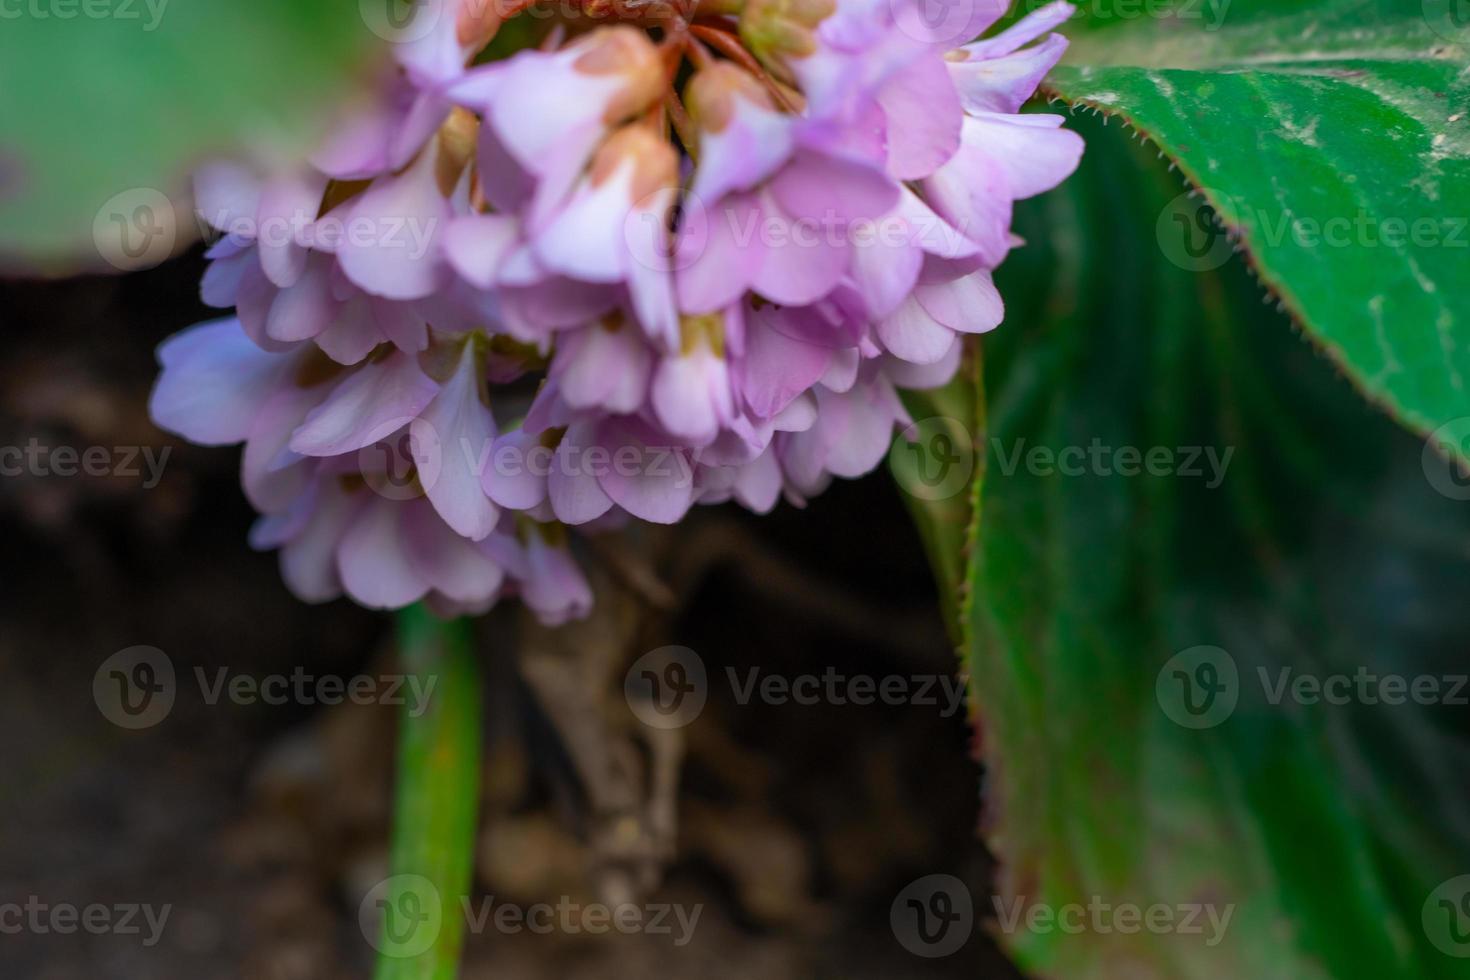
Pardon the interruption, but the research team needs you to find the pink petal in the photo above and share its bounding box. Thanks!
[739,306,834,418]
[676,192,765,315]
[403,500,506,604]
[290,350,439,456]
[878,54,963,180]
[336,151,450,301]
[266,252,337,343]
[242,385,323,512]
[769,149,898,226]
[876,294,959,364]
[257,170,327,288]
[915,269,1004,333]
[411,343,500,540]
[961,0,1075,59]
[482,428,549,511]
[444,213,519,290]
[547,422,615,524]
[277,481,360,603]
[950,33,1069,115]
[150,317,295,445]
[337,498,431,609]
[596,421,696,525]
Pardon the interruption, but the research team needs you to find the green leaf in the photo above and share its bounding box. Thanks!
[909,112,1470,978]
[371,605,482,980]
[895,343,985,651]
[1044,0,1470,454]
[0,0,384,274]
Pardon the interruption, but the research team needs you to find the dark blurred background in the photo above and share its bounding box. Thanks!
[0,254,1017,978]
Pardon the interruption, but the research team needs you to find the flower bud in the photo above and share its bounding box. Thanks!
[739,0,835,65]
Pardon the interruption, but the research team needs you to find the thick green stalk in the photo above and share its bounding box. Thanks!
[371,605,482,980]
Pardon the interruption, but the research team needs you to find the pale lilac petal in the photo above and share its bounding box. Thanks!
[483,428,549,511]
[412,343,499,540]
[849,212,923,319]
[548,422,615,525]
[740,307,834,418]
[336,150,450,301]
[769,149,899,226]
[733,449,782,514]
[371,299,429,353]
[882,342,963,389]
[961,0,1075,59]
[966,112,1086,199]
[402,500,506,604]
[316,295,386,365]
[391,91,455,172]
[878,54,963,179]
[235,261,296,353]
[520,533,592,625]
[290,351,439,456]
[836,378,908,478]
[689,96,795,205]
[677,192,765,315]
[949,33,1069,115]
[257,170,327,288]
[623,191,681,348]
[820,347,861,393]
[444,213,519,289]
[242,385,323,512]
[150,318,295,445]
[876,294,959,364]
[533,164,636,282]
[597,422,696,524]
[277,481,360,603]
[652,346,733,444]
[266,252,337,342]
[200,247,252,308]
[193,161,261,234]
[337,497,431,609]
[914,268,1004,332]
[553,320,653,414]
[750,193,850,306]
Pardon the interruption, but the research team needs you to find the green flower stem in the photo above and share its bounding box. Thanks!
[373,604,483,980]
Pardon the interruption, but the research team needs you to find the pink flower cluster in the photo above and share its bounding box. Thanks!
[150,0,1082,620]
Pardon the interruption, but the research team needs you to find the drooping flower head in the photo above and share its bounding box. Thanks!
[151,0,1083,621]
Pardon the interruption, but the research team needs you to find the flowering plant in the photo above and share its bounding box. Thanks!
[3,0,1467,976]
[148,0,1083,624]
